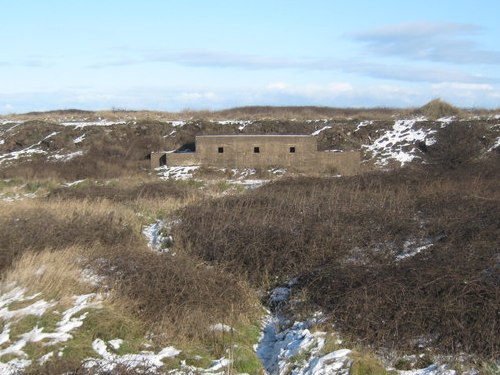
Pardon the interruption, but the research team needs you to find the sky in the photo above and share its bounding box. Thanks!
[1,0,499,114]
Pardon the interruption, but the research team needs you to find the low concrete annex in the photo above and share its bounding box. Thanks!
[151,135,360,175]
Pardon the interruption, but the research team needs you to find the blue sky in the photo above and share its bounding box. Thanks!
[1,0,499,113]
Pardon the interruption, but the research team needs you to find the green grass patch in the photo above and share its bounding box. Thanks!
[350,352,395,375]
[319,332,343,356]
[0,353,19,363]
[0,179,23,190]
[80,306,145,348]
[223,321,263,374]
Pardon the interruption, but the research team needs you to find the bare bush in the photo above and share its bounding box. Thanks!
[423,122,488,169]
[174,162,500,359]
[87,245,260,343]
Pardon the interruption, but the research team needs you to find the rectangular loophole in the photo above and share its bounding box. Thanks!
[254,146,260,153]
[218,147,224,153]
[289,146,296,153]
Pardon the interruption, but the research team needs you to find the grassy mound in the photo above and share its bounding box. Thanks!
[415,99,462,119]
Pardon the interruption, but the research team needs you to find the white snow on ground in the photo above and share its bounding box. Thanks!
[364,118,435,166]
[306,119,329,124]
[0,192,37,202]
[209,323,233,333]
[355,120,374,132]
[257,283,352,375]
[60,119,126,128]
[0,288,102,375]
[257,314,352,375]
[0,131,58,165]
[436,117,455,125]
[211,120,253,131]
[311,126,332,136]
[257,283,463,375]
[0,120,23,125]
[84,338,181,373]
[142,220,171,252]
[108,339,123,350]
[62,179,86,187]
[73,134,86,143]
[164,129,177,137]
[156,165,200,180]
[229,179,269,190]
[396,240,434,261]
[49,150,85,162]
[168,120,186,127]
[488,136,500,152]
[397,364,457,375]
[0,139,4,145]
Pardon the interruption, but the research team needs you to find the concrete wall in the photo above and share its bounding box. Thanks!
[151,135,361,175]
[315,151,361,175]
[195,135,318,169]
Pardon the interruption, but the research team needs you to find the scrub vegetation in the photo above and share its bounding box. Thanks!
[0,103,499,374]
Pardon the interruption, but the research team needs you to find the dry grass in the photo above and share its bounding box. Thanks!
[0,198,144,274]
[413,98,463,119]
[0,247,93,299]
[89,245,261,344]
[5,101,497,123]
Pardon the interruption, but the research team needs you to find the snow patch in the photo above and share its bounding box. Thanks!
[50,150,85,161]
[397,364,457,375]
[168,120,186,127]
[0,120,23,126]
[73,134,86,143]
[363,118,435,166]
[355,120,374,132]
[488,136,500,152]
[143,220,170,252]
[60,119,126,128]
[156,165,200,180]
[62,179,86,187]
[0,192,37,202]
[0,131,58,164]
[85,338,180,373]
[209,323,233,333]
[311,126,332,136]
[437,117,455,124]
[258,283,352,375]
[0,288,102,375]
[108,339,124,350]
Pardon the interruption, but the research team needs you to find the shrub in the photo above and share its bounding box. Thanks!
[173,162,500,359]
[423,122,487,169]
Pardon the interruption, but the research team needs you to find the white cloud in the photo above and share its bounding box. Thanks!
[431,82,493,91]
[2,104,14,112]
[176,91,217,101]
[266,82,290,91]
[266,82,353,98]
[350,21,500,65]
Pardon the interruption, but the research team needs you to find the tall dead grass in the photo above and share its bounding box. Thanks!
[0,247,93,299]
[0,199,144,274]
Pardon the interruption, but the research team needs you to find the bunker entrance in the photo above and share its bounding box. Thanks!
[159,154,167,166]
